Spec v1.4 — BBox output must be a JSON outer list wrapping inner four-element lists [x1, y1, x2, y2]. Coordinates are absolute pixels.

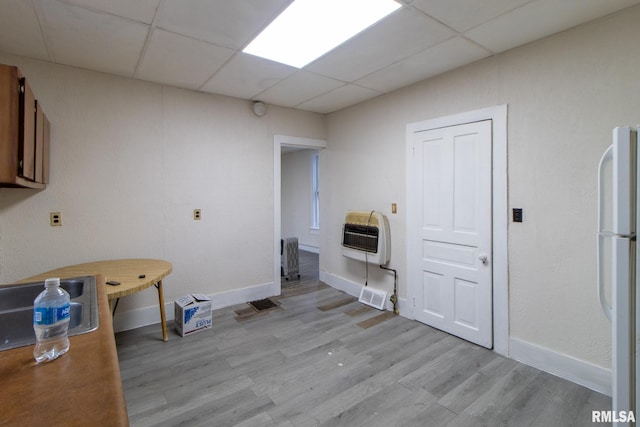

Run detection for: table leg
[[110, 298, 120, 317], [155, 280, 168, 342]]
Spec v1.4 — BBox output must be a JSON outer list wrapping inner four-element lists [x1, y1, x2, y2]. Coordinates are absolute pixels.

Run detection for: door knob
[[478, 254, 489, 265]]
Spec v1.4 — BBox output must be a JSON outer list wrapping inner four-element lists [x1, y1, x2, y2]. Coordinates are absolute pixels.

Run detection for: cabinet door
[[42, 111, 50, 184], [0, 65, 18, 184], [35, 100, 49, 183], [19, 77, 36, 181]]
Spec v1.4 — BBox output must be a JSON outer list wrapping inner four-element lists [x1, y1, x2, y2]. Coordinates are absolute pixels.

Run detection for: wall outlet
[[193, 209, 201, 220], [50, 212, 62, 226]]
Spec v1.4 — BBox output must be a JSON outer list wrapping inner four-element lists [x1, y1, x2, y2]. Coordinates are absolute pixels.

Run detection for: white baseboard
[[319, 271, 361, 298], [112, 281, 275, 333], [319, 271, 409, 317], [112, 303, 168, 334], [299, 244, 319, 254], [509, 337, 611, 396], [208, 281, 276, 310]]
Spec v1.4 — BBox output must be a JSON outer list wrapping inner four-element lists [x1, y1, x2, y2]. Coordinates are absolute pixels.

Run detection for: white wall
[[0, 54, 325, 321], [2, 4, 639, 393], [321, 5, 640, 376], [281, 149, 319, 251]]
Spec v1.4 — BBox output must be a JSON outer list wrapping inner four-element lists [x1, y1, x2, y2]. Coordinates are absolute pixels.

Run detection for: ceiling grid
[[0, 0, 637, 113]]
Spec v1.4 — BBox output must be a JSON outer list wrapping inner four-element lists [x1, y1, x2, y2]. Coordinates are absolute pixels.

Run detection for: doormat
[[249, 298, 278, 311]]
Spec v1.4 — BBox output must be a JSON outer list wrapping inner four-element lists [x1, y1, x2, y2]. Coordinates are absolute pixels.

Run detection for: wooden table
[[21, 259, 173, 342]]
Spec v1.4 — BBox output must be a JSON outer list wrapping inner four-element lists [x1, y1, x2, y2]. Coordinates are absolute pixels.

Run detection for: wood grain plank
[[116, 250, 611, 426]]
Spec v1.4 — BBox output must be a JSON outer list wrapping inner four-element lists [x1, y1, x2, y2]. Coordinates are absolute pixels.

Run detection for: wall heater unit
[[342, 211, 391, 265]]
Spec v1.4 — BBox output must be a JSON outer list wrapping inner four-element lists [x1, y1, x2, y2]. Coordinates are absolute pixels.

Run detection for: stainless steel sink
[[0, 276, 99, 351]]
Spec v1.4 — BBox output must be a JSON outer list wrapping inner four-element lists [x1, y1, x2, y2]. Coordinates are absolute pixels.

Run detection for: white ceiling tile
[[201, 53, 296, 99], [136, 29, 234, 89], [40, 0, 148, 76], [1, 0, 637, 113], [307, 7, 455, 82], [0, 1, 49, 60], [357, 37, 491, 93], [256, 71, 344, 107], [59, 0, 161, 24], [156, 0, 292, 50], [296, 84, 382, 114], [465, 0, 640, 53], [411, 0, 530, 32]]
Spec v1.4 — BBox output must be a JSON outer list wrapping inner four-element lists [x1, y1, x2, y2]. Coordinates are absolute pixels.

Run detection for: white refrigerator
[[598, 126, 639, 424]]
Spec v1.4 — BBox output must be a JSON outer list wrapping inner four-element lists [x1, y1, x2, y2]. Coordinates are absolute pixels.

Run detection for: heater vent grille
[[342, 224, 379, 253], [359, 287, 387, 310], [342, 211, 391, 265]]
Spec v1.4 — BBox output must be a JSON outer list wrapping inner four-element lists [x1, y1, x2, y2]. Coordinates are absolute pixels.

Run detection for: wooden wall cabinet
[[0, 64, 50, 189]]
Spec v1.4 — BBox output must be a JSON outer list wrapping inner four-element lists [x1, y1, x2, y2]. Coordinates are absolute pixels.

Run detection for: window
[[311, 152, 319, 230]]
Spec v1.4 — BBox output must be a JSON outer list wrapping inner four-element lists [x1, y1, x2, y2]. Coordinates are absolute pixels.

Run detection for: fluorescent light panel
[[243, 0, 401, 68]]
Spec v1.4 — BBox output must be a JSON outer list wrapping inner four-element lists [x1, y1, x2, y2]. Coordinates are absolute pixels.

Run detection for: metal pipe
[[379, 264, 398, 315]]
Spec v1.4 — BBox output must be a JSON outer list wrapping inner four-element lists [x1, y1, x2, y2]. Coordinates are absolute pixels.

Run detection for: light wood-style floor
[[116, 251, 611, 426]]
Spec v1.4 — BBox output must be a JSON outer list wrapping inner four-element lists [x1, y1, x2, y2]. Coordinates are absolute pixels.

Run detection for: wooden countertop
[[0, 275, 129, 426]]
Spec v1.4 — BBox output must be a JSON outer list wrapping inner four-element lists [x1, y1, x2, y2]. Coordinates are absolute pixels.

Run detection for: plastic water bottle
[[33, 278, 70, 363]]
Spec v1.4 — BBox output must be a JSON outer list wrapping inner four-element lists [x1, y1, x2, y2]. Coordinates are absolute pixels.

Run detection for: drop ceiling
[[0, 0, 638, 114]]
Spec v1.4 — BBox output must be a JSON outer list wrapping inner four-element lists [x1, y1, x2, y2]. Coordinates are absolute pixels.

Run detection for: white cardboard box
[[174, 294, 212, 337]]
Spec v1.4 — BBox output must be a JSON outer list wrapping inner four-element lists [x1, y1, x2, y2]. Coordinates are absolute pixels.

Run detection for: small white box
[[174, 294, 212, 337]]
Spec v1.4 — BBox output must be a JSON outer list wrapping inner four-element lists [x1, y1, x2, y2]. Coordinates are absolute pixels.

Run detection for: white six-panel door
[[408, 120, 493, 348]]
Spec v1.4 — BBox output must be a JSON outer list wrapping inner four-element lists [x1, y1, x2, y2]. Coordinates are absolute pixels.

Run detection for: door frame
[[406, 105, 508, 356], [273, 134, 327, 297]]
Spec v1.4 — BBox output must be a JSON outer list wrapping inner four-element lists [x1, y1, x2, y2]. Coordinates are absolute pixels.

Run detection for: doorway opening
[[273, 135, 326, 297]]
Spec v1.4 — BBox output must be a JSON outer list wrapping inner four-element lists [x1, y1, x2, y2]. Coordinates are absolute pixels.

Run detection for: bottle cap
[[44, 277, 61, 287]]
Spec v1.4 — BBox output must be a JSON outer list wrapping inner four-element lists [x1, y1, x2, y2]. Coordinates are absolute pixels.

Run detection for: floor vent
[[249, 298, 278, 311], [358, 287, 387, 310]]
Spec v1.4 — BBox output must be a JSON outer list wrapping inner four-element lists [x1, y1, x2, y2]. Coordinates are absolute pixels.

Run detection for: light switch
[[513, 208, 523, 223]]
